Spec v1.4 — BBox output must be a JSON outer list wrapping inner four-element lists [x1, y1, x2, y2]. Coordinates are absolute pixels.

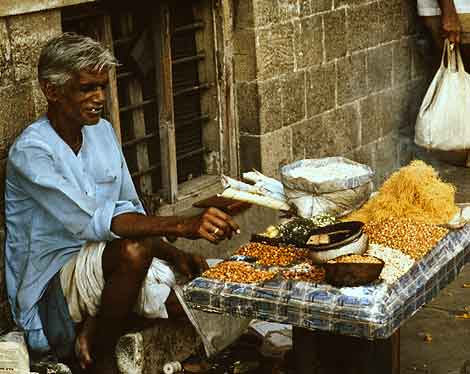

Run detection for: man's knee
[[117, 239, 153, 273]]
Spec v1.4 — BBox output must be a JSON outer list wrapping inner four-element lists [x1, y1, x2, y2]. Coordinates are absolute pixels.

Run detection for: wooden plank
[[293, 327, 400, 374], [101, 14, 122, 143], [217, 0, 240, 177], [61, 5, 121, 142], [0, 0, 95, 17], [154, 3, 178, 203], [192, 0, 220, 176], [193, 195, 251, 216], [120, 13, 152, 196]]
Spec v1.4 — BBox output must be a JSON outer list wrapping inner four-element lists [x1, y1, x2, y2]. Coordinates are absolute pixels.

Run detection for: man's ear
[[41, 81, 61, 102]]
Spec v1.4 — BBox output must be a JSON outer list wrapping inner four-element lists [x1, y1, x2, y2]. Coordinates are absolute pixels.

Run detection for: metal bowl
[[308, 233, 368, 264], [324, 256, 384, 287]]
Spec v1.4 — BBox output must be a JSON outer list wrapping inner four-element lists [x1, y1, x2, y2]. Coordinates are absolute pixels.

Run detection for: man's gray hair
[[38, 32, 118, 86]]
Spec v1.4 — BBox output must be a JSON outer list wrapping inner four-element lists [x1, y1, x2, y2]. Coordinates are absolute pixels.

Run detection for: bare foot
[[75, 316, 98, 371]]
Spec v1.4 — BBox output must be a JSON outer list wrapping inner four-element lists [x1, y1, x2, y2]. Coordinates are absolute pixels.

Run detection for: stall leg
[[292, 327, 400, 374]]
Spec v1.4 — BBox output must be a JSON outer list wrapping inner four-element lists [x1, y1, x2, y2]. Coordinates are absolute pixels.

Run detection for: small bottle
[[163, 361, 183, 374]]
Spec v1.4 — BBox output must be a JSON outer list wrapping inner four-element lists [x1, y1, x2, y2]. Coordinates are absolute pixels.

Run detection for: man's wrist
[[439, 0, 457, 14]]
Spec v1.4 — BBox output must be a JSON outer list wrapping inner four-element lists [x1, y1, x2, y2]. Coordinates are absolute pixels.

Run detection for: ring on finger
[[213, 227, 220, 235]]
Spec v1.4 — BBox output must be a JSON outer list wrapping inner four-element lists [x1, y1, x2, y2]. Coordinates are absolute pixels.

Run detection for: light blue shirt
[[5, 116, 145, 352]]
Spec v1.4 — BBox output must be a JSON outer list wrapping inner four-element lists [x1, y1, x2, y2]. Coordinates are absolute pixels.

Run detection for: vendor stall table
[[183, 224, 470, 374]]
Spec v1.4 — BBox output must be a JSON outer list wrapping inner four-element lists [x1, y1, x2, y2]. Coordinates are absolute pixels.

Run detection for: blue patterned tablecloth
[[183, 224, 470, 340]]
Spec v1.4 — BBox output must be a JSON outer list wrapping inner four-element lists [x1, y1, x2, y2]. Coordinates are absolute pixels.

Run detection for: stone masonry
[[0, 9, 62, 334], [235, 0, 432, 187]]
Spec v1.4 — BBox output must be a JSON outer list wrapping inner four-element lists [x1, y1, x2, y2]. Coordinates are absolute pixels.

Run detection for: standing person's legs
[[420, 16, 445, 71]]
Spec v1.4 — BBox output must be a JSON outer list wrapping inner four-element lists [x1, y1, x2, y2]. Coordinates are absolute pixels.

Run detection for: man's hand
[[172, 250, 209, 278], [185, 207, 240, 244], [441, 1, 461, 43]]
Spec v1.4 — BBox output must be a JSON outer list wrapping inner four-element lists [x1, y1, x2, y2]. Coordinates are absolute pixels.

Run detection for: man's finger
[[206, 215, 232, 238], [190, 255, 209, 276], [179, 261, 193, 277], [199, 225, 222, 244], [207, 208, 240, 233]]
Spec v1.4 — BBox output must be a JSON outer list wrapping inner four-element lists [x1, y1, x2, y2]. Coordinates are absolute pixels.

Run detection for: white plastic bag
[[415, 40, 470, 150], [134, 258, 175, 319], [0, 331, 30, 374]]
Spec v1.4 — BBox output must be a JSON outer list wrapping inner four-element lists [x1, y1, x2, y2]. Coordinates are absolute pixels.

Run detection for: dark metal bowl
[[251, 221, 364, 250], [305, 221, 364, 251], [324, 257, 384, 287]]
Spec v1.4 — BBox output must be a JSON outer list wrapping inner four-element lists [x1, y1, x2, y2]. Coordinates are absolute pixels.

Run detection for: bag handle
[[441, 39, 467, 73], [440, 38, 449, 68], [456, 44, 466, 73]]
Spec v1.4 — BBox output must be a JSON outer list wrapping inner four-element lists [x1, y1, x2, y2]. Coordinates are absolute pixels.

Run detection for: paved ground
[[401, 150, 470, 374]]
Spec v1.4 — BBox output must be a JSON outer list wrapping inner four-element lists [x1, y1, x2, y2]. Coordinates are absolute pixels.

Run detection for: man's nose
[[93, 87, 106, 103]]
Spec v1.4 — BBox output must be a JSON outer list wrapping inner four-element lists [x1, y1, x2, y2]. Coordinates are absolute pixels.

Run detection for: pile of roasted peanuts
[[327, 254, 382, 264], [364, 218, 448, 260], [235, 242, 307, 266], [202, 261, 276, 283]]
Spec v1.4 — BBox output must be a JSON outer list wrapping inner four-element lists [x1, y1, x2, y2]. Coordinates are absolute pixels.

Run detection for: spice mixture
[[282, 263, 325, 282]]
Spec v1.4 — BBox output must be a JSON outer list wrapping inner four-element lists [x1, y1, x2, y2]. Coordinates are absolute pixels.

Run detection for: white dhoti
[[59, 242, 250, 357], [59, 241, 174, 323]]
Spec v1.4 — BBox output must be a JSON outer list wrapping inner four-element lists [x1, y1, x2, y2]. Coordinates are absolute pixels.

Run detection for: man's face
[[53, 69, 109, 127]]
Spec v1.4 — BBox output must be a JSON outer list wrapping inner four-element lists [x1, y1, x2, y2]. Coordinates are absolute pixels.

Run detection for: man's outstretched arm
[[110, 208, 239, 244]]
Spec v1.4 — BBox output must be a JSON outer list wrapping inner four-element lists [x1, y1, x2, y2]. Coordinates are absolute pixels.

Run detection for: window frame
[[61, 0, 239, 214]]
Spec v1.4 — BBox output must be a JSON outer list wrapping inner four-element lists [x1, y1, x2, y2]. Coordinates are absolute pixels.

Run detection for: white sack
[[415, 40, 470, 151], [280, 158, 374, 218]]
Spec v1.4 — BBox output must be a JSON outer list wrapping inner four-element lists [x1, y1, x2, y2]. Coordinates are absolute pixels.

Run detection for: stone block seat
[[94, 318, 200, 374]]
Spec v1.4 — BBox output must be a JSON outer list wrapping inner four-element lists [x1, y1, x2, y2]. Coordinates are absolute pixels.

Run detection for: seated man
[[4, 32, 240, 371]]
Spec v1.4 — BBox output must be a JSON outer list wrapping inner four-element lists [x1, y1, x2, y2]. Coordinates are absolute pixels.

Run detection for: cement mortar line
[[253, 0, 380, 31], [251, 35, 416, 86], [239, 69, 425, 136], [252, 0, 387, 32]]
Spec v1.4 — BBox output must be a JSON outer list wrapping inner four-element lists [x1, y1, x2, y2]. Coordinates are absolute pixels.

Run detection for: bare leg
[[75, 316, 98, 370], [80, 238, 191, 370], [96, 240, 153, 350]]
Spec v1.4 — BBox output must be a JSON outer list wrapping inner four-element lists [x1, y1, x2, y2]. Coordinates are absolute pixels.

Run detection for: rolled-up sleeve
[[9, 140, 135, 242], [114, 158, 146, 217]]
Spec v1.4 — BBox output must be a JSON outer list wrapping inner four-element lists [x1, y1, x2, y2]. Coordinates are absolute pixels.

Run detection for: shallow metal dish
[[304, 221, 364, 251], [308, 232, 368, 264], [324, 256, 384, 287]]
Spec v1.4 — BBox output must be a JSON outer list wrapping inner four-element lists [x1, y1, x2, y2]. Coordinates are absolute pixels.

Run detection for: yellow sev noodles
[[345, 160, 458, 224]]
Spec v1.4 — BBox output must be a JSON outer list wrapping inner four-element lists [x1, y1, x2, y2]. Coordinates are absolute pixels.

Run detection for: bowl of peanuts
[[324, 254, 384, 287]]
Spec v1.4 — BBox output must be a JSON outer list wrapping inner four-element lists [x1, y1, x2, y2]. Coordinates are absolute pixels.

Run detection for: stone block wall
[[0, 9, 62, 332], [235, 0, 432, 186]]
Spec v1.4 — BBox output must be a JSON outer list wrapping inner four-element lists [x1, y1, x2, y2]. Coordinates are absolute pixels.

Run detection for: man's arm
[[439, 0, 461, 43], [112, 127, 239, 243], [110, 208, 239, 244], [9, 142, 238, 244]]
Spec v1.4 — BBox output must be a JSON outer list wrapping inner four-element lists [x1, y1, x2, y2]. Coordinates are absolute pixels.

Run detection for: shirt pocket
[[95, 174, 118, 202]]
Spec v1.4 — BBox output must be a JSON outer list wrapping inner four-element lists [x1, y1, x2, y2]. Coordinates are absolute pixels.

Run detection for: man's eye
[[80, 85, 94, 92], [80, 84, 107, 92]]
